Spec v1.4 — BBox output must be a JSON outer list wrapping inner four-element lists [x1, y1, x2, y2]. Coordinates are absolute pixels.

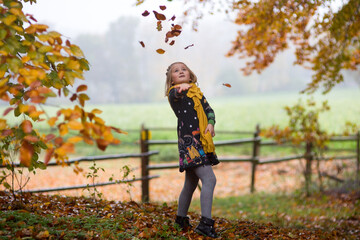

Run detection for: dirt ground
[[4, 156, 315, 203]]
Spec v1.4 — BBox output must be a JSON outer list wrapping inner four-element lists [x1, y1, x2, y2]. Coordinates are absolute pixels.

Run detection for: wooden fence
[[2, 125, 359, 202], [1, 151, 160, 194], [140, 125, 360, 202]]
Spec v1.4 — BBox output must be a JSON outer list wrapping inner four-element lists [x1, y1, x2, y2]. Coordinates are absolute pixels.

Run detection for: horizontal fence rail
[[21, 175, 160, 194], [0, 151, 159, 168], [3, 150, 160, 196]]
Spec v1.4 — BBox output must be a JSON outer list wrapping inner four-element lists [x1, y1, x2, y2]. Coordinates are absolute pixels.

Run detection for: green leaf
[[24, 33, 35, 43], [3, 182, 11, 190], [47, 54, 58, 63], [37, 140, 48, 149], [38, 45, 53, 53], [32, 153, 39, 162], [79, 58, 90, 71], [63, 87, 70, 97], [8, 58, 22, 73], [14, 106, 21, 117], [0, 29, 7, 40], [37, 162, 47, 170], [70, 45, 84, 57]]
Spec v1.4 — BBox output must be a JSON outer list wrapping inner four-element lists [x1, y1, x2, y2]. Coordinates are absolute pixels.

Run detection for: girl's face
[[171, 63, 191, 85]]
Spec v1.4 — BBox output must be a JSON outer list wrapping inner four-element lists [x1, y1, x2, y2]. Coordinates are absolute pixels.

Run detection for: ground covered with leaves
[[1, 192, 359, 239]]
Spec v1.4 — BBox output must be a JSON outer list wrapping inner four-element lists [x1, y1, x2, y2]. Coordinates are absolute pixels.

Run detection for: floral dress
[[168, 88, 219, 172]]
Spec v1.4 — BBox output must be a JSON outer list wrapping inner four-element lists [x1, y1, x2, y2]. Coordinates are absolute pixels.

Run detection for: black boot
[[175, 215, 192, 231], [195, 216, 218, 238]]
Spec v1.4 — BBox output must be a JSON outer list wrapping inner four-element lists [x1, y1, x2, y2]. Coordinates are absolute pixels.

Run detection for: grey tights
[[177, 165, 216, 219]]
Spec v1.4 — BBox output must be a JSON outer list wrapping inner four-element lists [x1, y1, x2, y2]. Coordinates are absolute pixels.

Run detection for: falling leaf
[[160, 5, 166, 10], [153, 11, 166, 21], [173, 24, 182, 30], [185, 44, 194, 49], [223, 83, 232, 88], [166, 31, 174, 38], [139, 41, 145, 48], [156, 49, 165, 54], [157, 21, 163, 31], [142, 10, 150, 17]]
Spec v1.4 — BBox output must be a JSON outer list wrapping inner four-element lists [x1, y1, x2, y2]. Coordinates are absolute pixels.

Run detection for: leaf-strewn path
[[0, 193, 357, 239]]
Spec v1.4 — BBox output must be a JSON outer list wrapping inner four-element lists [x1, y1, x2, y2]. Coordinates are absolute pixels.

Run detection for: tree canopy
[[0, 0, 124, 170]]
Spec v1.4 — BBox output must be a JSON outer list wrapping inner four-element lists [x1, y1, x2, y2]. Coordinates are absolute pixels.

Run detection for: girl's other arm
[[201, 96, 216, 137], [201, 96, 215, 126]]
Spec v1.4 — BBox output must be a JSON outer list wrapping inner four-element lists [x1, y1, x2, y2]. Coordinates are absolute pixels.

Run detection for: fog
[[71, 14, 358, 104], [22, 1, 360, 104]]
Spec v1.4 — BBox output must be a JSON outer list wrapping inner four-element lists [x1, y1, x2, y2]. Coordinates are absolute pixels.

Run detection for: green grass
[[188, 190, 360, 232], [1, 89, 359, 160]]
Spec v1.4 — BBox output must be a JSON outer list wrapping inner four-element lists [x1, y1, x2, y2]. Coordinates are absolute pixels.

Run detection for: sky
[[22, 0, 186, 38]]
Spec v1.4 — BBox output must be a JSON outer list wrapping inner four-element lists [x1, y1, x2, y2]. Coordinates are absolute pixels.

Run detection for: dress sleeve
[[201, 95, 216, 126], [168, 88, 186, 103]]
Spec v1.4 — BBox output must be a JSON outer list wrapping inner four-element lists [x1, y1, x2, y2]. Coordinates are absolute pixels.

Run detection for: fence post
[[251, 124, 261, 193], [304, 142, 313, 196], [140, 124, 150, 202], [357, 131, 360, 185]]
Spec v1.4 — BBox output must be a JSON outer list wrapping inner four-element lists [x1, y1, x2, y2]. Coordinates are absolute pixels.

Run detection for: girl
[[165, 62, 219, 238]]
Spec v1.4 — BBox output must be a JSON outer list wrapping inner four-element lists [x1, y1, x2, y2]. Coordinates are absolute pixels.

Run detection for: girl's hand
[[205, 124, 215, 137], [175, 83, 191, 93]]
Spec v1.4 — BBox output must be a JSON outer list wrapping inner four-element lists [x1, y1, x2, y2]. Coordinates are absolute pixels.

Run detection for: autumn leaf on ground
[[169, 40, 175, 46], [223, 83, 232, 88], [156, 49, 165, 54], [139, 41, 145, 48], [142, 10, 150, 17], [185, 44, 194, 49], [169, 15, 176, 21], [160, 5, 166, 11]]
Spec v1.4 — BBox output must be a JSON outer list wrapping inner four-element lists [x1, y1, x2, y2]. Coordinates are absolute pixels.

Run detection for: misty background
[[23, 1, 359, 104], [73, 15, 359, 104]]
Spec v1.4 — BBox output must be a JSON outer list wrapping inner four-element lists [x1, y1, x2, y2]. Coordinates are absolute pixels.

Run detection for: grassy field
[[1, 89, 359, 159]]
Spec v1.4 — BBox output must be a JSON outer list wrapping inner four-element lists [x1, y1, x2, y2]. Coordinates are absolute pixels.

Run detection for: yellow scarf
[[168, 83, 215, 153]]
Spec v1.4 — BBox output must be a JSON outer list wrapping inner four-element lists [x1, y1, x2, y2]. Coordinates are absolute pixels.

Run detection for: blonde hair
[[165, 62, 198, 96]]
